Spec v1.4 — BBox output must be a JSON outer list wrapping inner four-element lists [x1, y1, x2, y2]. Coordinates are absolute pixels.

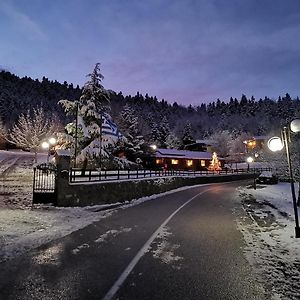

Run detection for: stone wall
[[56, 172, 254, 207]]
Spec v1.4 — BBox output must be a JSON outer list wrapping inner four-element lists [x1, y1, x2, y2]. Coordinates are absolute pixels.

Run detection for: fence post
[[69, 168, 72, 182], [54, 150, 71, 206], [128, 169, 130, 179], [118, 169, 120, 180]]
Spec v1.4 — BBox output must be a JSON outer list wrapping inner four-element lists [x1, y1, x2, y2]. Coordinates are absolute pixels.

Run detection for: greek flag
[[101, 114, 123, 138]]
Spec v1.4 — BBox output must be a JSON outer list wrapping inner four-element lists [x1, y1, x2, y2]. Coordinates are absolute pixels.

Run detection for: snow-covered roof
[[195, 139, 213, 145], [252, 136, 270, 141], [156, 148, 223, 160], [55, 149, 71, 157]]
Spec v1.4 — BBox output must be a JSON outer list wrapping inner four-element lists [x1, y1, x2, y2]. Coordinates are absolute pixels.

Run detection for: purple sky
[[1, 0, 300, 105]]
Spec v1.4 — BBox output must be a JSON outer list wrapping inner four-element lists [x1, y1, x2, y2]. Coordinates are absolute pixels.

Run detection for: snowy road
[[0, 181, 268, 300]]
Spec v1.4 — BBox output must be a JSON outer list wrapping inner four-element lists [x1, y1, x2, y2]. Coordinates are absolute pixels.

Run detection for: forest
[[1, 69, 300, 143]]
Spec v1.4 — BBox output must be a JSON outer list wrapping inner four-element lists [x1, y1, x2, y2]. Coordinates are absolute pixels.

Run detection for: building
[[152, 148, 224, 171], [243, 136, 269, 152], [184, 139, 213, 152]]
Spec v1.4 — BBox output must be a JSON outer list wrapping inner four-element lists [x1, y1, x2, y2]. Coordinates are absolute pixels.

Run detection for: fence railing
[[69, 167, 272, 183]]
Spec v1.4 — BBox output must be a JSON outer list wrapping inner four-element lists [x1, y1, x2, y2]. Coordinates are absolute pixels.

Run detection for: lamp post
[[41, 137, 57, 164], [246, 156, 254, 172], [268, 123, 300, 238]]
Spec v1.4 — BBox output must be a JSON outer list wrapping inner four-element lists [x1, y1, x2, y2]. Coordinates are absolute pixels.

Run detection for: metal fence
[[69, 167, 272, 183], [33, 163, 57, 203]]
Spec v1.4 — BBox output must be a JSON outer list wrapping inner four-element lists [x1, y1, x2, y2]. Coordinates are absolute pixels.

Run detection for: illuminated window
[[246, 140, 256, 149], [187, 160, 193, 167], [171, 159, 179, 165], [201, 160, 206, 167], [156, 159, 163, 164]]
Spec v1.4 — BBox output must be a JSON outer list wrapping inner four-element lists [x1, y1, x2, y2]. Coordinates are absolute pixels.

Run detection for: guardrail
[[69, 167, 272, 183]]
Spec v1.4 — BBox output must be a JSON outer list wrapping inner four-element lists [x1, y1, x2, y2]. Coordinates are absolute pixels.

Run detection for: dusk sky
[[1, 0, 300, 105]]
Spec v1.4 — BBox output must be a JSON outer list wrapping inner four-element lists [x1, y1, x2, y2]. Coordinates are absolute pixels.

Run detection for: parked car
[[256, 171, 278, 184]]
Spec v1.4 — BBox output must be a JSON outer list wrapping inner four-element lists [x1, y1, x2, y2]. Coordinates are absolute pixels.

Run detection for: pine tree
[[148, 116, 161, 146], [80, 63, 110, 115], [8, 107, 56, 162], [59, 63, 120, 168], [181, 121, 195, 146], [118, 103, 144, 159], [158, 116, 171, 148]]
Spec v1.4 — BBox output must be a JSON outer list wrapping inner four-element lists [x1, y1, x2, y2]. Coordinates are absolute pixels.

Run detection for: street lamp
[[41, 137, 57, 163], [268, 123, 300, 238], [246, 156, 254, 171]]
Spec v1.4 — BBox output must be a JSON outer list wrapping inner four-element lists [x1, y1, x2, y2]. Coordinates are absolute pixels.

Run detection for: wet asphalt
[[0, 181, 267, 300]]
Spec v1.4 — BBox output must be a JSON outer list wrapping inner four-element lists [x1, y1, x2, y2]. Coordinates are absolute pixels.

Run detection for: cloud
[[0, 1, 46, 41]]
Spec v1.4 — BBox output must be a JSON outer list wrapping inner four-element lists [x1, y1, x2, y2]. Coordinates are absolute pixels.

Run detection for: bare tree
[[8, 107, 56, 162], [0, 118, 6, 148]]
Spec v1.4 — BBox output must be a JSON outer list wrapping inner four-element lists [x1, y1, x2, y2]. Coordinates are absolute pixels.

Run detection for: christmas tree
[[208, 152, 222, 172]]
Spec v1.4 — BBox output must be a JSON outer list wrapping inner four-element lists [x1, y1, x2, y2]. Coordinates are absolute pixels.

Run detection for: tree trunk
[[34, 150, 37, 163]]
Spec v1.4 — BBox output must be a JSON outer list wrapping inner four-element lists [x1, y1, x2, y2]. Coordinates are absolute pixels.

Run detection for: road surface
[[0, 181, 268, 299]]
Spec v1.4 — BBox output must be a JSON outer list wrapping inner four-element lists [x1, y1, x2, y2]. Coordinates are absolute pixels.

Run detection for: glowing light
[[49, 137, 57, 145], [268, 137, 284, 152], [187, 160, 193, 166], [246, 156, 254, 163], [290, 119, 300, 133], [150, 144, 157, 150], [171, 159, 179, 165], [41, 141, 49, 149]]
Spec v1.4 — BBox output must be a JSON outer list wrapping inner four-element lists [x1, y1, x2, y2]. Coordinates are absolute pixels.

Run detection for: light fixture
[[246, 156, 254, 163], [267, 137, 284, 152], [41, 141, 49, 149]]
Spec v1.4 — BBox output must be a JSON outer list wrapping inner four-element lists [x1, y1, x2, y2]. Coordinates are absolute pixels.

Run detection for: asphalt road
[[0, 181, 267, 300]]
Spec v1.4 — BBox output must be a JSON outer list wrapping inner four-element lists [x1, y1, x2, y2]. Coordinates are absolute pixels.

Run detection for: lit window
[[201, 160, 206, 167], [171, 159, 179, 165], [247, 140, 256, 149], [187, 160, 193, 166], [156, 159, 163, 164]]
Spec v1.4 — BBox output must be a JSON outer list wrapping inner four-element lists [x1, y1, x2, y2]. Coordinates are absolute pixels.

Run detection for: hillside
[[1, 70, 300, 139]]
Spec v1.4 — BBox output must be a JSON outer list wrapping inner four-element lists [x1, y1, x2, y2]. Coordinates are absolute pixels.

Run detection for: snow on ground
[[236, 183, 300, 300], [0, 150, 209, 262], [149, 226, 183, 269], [1, 150, 300, 298]]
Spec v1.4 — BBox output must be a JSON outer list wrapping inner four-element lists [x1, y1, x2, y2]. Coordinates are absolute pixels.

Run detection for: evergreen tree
[[158, 116, 171, 148], [59, 63, 118, 168], [118, 103, 144, 159], [181, 121, 195, 146], [149, 115, 161, 146], [166, 133, 181, 149]]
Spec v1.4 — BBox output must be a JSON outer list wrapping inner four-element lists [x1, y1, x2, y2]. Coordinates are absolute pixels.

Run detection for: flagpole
[[99, 112, 102, 171], [74, 101, 79, 168]]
